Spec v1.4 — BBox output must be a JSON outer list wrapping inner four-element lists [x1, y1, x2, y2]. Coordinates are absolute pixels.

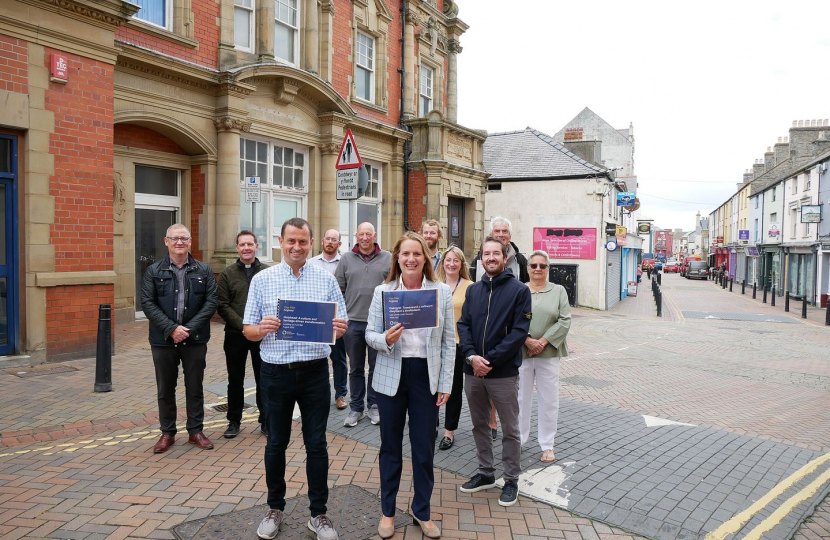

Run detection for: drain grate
[[172, 484, 412, 540], [12, 365, 78, 378], [209, 403, 252, 413], [561, 375, 612, 389], [682, 311, 798, 323]]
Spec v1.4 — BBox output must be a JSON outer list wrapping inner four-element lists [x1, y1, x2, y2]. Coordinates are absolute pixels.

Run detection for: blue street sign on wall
[[738, 230, 749, 241], [616, 191, 636, 206]]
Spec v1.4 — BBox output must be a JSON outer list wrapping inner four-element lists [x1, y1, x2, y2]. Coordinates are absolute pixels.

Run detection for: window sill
[[351, 97, 388, 115], [126, 19, 199, 49]]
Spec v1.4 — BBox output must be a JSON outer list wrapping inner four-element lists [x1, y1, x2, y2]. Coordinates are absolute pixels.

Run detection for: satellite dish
[[623, 197, 640, 212]]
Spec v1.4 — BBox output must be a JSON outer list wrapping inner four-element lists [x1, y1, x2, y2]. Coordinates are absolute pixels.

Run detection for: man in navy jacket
[[457, 236, 532, 507]]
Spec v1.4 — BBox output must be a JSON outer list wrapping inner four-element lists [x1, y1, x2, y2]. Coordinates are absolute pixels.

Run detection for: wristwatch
[[465, 355, 475, 365]]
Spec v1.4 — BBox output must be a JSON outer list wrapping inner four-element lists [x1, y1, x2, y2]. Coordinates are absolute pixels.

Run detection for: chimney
[[752, 159, 765, 178], [813, 130, 830, 156], [774, 137, 790, 165], [764, 146, 775, 171], [789, 120, 826, 159], [742, 169, 753, 184], [563, 140, 602, 167]]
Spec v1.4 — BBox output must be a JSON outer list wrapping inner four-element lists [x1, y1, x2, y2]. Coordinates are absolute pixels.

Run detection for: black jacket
[[470, 241, 529, 283], [218, 258, 267, 334], [457, 269, 532, 378], [140, 255, 218, 347]]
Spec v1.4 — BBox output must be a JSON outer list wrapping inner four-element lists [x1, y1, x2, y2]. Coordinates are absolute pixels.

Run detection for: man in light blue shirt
[[243, 218, 348, 540], [308, 229, 348, 410]]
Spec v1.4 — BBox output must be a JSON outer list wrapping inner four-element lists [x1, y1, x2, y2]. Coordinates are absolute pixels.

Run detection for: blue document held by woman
[[382, 289, 439, 330]]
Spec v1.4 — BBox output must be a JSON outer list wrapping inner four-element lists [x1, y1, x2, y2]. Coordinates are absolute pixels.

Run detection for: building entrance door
[[447, 197, 464, 251], [135, 208, 177, 317], [0, 135, 19, 355]]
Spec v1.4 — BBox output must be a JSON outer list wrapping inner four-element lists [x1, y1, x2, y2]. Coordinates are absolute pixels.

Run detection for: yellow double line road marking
[[706, 452, 830, 540]]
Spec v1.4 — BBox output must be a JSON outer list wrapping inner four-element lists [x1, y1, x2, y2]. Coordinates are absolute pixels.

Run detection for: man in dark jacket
[[457, 236, 532, 507], [141, 224, 218, 454], [218, 230, 268, 439], [470, 216, 529, 283]]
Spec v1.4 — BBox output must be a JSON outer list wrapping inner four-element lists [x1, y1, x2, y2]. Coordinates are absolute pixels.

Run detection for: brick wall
[[331, 0, 402, 127], [115, 0, 219, 69], [46, 284, 113, 360], [0, 34, 28, 94], [407, 168, 426, 227], [114, 124, 187, 154], [190, 164, 205, 261]]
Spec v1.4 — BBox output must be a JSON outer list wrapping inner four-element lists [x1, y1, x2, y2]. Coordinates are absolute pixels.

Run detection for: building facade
[[0, 0, 487, 363]]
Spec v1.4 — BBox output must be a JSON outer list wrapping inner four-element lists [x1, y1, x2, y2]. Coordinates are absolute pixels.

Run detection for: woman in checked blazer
[[365, 231, 455, 539]]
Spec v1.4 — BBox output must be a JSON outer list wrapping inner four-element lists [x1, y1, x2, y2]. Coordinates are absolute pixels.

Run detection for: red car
[[663, 262, 679, 273]]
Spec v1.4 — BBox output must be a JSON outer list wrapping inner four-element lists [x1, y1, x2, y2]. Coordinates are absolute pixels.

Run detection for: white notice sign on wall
[[245, 176, 261, 203], [336, 169, 359, 200]]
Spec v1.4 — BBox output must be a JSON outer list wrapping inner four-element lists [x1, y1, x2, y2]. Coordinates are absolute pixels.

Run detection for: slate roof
[[483, 127, 607, 180]]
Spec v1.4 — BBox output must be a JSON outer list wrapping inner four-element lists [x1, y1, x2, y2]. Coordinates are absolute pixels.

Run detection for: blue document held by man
[[382, 289, 439, 330], [276, 299, 337, 344]]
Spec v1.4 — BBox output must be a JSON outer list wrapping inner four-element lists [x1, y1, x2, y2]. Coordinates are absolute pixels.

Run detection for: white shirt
[[308, 252, 341, 275], [398, 276, 429, 359]]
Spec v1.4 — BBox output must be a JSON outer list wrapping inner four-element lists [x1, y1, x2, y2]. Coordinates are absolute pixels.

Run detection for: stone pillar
[[303, 0, 319, 75], [403, 10, 416, 119], [446, 39, 461, 123], [319, 0, 335, 82], [213, 117, 251, 263], [258, 0, 275, 62]]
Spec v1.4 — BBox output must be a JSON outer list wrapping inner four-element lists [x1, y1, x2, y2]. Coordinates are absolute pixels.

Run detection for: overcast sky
[[456, 0, 830, 232]]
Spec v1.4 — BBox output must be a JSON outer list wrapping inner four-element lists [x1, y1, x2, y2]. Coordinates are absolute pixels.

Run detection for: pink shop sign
[[533, 227, 597, 260]]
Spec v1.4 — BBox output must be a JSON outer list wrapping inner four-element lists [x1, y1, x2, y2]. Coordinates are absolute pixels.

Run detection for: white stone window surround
[[419, 64, 433, 117], [355, 31, 376, 103]]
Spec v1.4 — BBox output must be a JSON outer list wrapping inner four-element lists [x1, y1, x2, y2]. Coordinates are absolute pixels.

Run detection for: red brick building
[[0, 0, 487, 363]]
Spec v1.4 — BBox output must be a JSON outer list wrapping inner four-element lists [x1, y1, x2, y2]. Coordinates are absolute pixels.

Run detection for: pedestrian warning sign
[[335, 129, 363, 170]]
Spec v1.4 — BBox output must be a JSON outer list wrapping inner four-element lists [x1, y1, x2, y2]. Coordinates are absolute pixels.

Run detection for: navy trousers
[[375, 357, 439, 521]]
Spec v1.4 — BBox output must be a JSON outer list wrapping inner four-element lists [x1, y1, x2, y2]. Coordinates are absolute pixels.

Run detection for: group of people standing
[[139, 215, 571, 540]]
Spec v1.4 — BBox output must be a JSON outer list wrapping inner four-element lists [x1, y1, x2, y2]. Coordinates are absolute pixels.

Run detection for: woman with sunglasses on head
[[435, 246, 473, 451], [519, 250, 571, 463], [365, 232, 455, 539]]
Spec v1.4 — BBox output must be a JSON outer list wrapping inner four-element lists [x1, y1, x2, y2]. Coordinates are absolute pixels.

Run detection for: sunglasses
[[529, 263, 548, 269]]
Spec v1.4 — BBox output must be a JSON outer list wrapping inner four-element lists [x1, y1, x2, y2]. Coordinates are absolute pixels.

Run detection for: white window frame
[[790, 206, 798, 238], [134, 0, 173, 30], [239, 135, 309, 261], [419, 64, 434, 116], [339, 161, 383, 250], [805, 172, 812, 191], [355, 32, 375, 103], [274, 0, 300, 64], [234, 0, 256, 52], [792, 178, 798, 194]]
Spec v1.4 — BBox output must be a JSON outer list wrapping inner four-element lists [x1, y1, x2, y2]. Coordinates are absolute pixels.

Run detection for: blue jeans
[[330, 337, 348, 400], [376, 357, 439, 521], [260, 358, 331, 516]]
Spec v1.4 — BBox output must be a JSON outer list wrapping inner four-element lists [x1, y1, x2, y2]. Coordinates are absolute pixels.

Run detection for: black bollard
[[742, 280, 746, 295], [722, 275, 728, 289], [657, 273, 662, 286], [656, 290, 662, 317], [803, 296, 808, 319], [785, 291, 790, 312], [753, 282, 757, 299], [763, 286, 768, 303], [826, 298, 830, 326], [95, 304, 112, 393], [729, 278, 733, 292], [771, 285, 776, 307]]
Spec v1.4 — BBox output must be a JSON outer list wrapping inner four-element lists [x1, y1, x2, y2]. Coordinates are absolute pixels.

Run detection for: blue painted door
[[0, 135, 18, 355]]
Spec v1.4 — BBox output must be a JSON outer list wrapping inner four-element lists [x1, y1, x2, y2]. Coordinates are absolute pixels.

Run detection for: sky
[[456, 0, 830, 231]]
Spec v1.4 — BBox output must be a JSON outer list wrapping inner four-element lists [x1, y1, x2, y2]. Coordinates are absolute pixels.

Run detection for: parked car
[[679, 256, 701, 277], [664, 261, 679, 273], [685, 261, 709, 280]]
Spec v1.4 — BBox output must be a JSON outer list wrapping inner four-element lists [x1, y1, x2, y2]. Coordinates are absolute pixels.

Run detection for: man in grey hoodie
[[334, 222, 392, 427]]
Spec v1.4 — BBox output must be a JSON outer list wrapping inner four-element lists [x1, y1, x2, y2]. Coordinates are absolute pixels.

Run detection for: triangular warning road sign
[[335, 129, 363, 170]]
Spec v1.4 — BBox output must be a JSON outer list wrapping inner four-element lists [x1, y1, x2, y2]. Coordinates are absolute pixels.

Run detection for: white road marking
[[496, 462, 574, 508], [642, 415, 695, 428]]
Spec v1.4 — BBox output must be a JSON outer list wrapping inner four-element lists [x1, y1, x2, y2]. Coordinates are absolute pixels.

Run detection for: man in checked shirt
[[243, 217, 348, 540]]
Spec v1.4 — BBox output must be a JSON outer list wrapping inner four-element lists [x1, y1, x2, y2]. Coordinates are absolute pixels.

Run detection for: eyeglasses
[[529, 263, 548, 269], [166, 236, 191, 244]]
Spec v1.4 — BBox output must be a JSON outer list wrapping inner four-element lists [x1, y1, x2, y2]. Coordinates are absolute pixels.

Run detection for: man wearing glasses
[[141, 224, 218, 454]]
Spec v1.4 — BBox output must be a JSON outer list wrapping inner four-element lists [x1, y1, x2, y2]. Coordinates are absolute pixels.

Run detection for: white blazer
[[365, 279, 455, 397]]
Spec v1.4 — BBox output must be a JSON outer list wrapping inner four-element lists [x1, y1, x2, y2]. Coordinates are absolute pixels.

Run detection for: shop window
[[235, 0, 255, 51], [355, 32, 375, 102], [134, 0, 170, 28], [240, 137, 308, 260], [419, 65, 433, 116], [275, 0, 299, 64]]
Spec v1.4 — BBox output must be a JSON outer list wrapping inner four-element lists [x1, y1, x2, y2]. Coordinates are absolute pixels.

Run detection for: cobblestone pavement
[[0, 273, 828, 540]]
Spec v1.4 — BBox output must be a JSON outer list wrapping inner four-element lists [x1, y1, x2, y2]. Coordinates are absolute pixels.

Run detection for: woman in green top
[[519, 250, 571, 462]]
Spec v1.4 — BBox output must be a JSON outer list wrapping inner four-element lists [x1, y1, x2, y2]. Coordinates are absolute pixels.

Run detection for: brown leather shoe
[[335, 396, 348, 410], [187, 432, 214, 450], [153, 433, 175, 454]]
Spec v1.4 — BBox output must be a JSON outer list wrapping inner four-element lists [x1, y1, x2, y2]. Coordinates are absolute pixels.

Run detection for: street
[[0, 274, 828, 540]]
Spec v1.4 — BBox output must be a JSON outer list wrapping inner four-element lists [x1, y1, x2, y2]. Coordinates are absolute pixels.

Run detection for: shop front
[[785, 246, 817, 302]]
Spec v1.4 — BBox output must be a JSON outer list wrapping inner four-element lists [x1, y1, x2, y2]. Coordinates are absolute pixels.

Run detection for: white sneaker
[[308, 514, 338, 540], [344, 410, 364, 427], [256, 509, 284, 539], [368, 405, 380, 425]]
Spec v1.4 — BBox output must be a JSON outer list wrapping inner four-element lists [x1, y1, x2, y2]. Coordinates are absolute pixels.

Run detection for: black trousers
[[151, 343, 207, 436], [443, 345, 465, 431], [223, 332, 264, 424]]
